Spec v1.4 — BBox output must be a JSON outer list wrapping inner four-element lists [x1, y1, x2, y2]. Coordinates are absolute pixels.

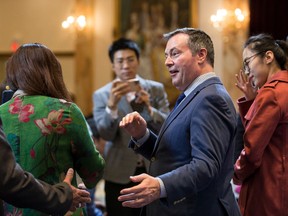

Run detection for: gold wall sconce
[[210, 8, 248, 37], [62, 14, 87, 30]]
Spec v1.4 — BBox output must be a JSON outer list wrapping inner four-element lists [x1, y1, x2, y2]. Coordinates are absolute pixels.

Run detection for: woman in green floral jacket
[[0, 43, 105, 216]]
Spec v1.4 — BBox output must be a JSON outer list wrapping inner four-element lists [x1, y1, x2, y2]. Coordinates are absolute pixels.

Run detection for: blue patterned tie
[[174, 93, 186, 109]]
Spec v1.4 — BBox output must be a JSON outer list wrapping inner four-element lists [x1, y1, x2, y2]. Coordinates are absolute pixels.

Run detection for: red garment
[[234, 70, 288, 216]]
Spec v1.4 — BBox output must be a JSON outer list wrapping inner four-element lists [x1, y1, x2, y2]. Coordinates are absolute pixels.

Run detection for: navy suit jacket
[[130, 77, 241, 216]]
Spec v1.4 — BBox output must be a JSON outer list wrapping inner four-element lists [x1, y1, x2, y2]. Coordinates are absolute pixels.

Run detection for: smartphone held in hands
[[127, 78, 141, 92], [114, 78, 141, 92]]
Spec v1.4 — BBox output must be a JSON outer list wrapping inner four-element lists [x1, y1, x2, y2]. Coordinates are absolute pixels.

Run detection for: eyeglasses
[[242, 51, 265, 75], [114, 57, 137, 67]]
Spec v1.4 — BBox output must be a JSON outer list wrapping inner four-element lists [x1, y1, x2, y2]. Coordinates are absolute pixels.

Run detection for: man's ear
[[112, 63, 116, 72], [198, 48, 207, 64]]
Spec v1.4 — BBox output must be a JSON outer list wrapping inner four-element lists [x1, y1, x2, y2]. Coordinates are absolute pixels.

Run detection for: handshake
[[64, 168, 91, 212]]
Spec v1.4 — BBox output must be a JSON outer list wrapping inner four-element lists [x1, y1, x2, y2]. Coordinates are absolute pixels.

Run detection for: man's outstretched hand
[[63, 168, 91, 212]]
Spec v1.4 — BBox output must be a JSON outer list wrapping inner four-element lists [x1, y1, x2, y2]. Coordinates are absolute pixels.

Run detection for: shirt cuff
[[131, 128, 150, 147], [156, 177, 167, 198], [105, 106, 118, 119]]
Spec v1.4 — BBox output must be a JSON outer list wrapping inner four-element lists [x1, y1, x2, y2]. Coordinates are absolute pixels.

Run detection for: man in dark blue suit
[[118, 28, 241, 216]]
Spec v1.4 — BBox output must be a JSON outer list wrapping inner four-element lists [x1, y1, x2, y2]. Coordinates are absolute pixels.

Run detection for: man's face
[[112, 49, 139, 81], [164, 33, 200, 91]]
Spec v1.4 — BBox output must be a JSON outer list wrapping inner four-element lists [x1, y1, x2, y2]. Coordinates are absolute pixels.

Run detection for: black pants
[[105, 167, 146, 216]]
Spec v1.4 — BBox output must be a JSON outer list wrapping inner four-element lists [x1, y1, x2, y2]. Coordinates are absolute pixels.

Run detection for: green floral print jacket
[[0, 95, 105, 216]]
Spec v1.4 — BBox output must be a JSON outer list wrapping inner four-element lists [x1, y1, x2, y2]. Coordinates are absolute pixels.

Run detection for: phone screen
[[127, 79, 141, 92]]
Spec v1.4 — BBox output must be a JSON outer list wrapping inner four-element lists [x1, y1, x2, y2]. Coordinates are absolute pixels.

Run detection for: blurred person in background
[[93, 38, 169, 216]]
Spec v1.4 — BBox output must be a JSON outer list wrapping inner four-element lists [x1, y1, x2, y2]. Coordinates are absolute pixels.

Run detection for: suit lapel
[[155, 89, 200, 141], [152, 77, 222, 155]]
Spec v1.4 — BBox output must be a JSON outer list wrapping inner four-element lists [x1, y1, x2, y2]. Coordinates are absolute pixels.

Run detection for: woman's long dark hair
[[5, 43, 72, 101]]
